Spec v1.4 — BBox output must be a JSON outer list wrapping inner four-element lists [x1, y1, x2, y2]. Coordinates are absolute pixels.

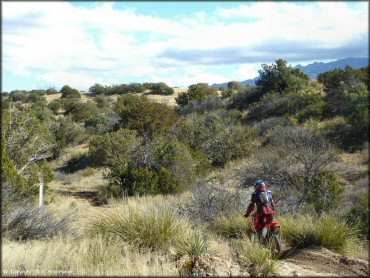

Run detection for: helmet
[[254, 180, 265, 190]]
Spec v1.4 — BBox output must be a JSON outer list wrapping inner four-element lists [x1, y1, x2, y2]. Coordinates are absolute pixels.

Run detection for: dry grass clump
[[280, 214, 358, 254], [211, 214, 253, 239], [91, 205, 193, 252], [2, 235, 178, 276], [2, 186, 72, 241], [231, 238, 277, 276]]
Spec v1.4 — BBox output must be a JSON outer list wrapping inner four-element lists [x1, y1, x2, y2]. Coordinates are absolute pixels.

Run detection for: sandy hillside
[[45, 88, 188, 107]]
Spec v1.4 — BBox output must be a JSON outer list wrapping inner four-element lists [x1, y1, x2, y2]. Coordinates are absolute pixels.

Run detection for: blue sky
[[2, 1, 368, 92]]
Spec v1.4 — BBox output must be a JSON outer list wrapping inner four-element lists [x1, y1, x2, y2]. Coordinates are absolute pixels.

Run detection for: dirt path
[[278, 245, 369, 277], [55, 189, 104, 206]]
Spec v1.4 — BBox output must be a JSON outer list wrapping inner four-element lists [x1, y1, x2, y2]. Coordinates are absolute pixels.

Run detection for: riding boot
[[260, 227, 268, 245]]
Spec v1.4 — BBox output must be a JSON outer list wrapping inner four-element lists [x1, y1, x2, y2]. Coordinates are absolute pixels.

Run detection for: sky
[[2, 1, 368, 92]]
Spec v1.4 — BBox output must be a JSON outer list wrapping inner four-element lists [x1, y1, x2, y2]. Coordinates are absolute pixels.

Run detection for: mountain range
[[211, 57, 369, 89]]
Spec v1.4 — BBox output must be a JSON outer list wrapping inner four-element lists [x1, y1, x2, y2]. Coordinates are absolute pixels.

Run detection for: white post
[[39, 179, 44, 207]]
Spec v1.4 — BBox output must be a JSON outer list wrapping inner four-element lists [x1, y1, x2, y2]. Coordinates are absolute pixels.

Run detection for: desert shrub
[[48, 99, 64, 114], [241, 126, 337, 211], [2, 107, 55, 197], [318, 66, 369, 92], [319, 117, 354, 151], [173, 111, 256, 167], [183, 179, 247, 224], [176, 96, 226, 115], [85, 114, 112, 134], [28, 93, 47, 106], [256, 59, 309, 95], [89, 83, 110, 95], [221, 88, 235, 99], [2, 185, 72, 241], [91, 131, 197, 197], [280, 214, 357, 253], [248, 91, 325, 122], [46, 87, 58, 95], [228, 86, 260, 110], [127, 83, 145, 93], [346, 193, 369, 239], [9, 90, 28, 102], [176, 83, 218, 106], [65, 101, 98, 122], [60, 85, 81, 99], [51, 117, 86, 157], [211, 214, 252, 239], [231, 239, 277, 276], [91, 206, 191, 252], [253, 116, 294, 136], [48, 98, 80, 115], [227, 81, 243, 92], [303, 170, 344, 216], [120, 166, 181, 196], [93, 95, 109, 108], [89, 128, 141, 167], [117, 95, 179, 136], [150, 82, 174, 95]]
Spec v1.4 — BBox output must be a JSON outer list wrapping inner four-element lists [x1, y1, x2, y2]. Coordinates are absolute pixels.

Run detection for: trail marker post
[[39, 178, 44, 207]]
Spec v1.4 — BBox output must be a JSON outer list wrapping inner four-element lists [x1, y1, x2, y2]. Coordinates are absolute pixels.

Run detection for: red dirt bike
[[249, 211, 282, 256]]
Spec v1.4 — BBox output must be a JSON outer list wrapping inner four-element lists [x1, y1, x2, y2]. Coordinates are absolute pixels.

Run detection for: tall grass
[[280, 214, 358, 253], [2, 235, 178, 276], [91, 205, 192, 252], [210, 214, 253, 239], [174, 231, 218, 258], [231, 238, 277, 277]]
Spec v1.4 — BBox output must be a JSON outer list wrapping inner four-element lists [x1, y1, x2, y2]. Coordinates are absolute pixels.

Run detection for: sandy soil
[[278, 245, 369, 277]]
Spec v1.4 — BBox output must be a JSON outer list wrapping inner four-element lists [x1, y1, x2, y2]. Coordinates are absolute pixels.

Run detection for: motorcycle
[[248, 211, 282, 256]]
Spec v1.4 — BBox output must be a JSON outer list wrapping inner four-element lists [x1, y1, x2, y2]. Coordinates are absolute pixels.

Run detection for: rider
[[244, 180, 276, 243]]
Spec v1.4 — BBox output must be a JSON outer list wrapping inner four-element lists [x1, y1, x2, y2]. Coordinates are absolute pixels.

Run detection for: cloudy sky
[[2, 1, 368, 92]]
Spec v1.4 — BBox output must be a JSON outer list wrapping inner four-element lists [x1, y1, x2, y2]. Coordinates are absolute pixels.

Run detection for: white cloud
[[3, 1, 368, 90], [233, 63, 262, 81], [37, 71, 107, 91]]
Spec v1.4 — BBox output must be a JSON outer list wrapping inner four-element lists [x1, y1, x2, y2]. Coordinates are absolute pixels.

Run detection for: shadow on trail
[[56, 189, 106, 207]]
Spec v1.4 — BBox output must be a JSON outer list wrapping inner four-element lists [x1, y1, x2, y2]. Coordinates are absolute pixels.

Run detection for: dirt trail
[[278, 245, 368, 277]]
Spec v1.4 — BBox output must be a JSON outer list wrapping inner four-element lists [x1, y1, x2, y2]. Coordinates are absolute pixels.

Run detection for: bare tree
[[239, 126, 337, 210]]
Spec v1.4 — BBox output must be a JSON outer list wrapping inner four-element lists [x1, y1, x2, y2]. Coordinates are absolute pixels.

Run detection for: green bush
[[51, 117, 86, 157], [173, 112, 256, 167], [150, 82, 174, 95], [176, 83, 218, 106], [89, 83, 110, 95], [89, 128, 141, 167], [91, 131, 196, 197], [280, 214, 357, 253], [228, 86, 261, 110], [117, 95, 179, 136], [120, 166, 181, 196], [256, 59, 309, 95], [248, 91, 324, 122], [85, 115, 112, 134], [65, 101, 98, 122], [2, 107, 54, 198], [91, 207, 191, 252], [346, 193, 369, 239], [176, 96, 226, 115], [60, 85, 81, 99], [303, 170, 344, 216], [9, 91, 28, 102]]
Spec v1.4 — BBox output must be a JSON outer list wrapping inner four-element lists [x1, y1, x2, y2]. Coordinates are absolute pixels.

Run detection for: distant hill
[[211, 57, 369, 89]]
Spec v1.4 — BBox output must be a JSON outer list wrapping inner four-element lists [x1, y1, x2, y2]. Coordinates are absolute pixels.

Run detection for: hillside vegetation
[[2, 60, 368, 276]]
